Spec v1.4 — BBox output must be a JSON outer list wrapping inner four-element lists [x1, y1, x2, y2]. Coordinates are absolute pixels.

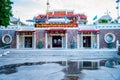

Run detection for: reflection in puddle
[[0, 61, 97, 80], [0, 67, 17, 75], [0, 62, 45, 75]]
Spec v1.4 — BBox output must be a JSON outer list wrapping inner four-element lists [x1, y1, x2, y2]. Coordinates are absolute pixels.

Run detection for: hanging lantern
[[55, 31, 58, 34], [61, 34, 64, 37], [49, 33, 52, 37]]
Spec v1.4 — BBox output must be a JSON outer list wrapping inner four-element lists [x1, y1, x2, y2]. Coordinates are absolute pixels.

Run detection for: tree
[[0, 0, 13, 27]]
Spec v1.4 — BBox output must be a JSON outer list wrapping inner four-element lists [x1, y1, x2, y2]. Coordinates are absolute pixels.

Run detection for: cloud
[[12, 6, 40, 23]]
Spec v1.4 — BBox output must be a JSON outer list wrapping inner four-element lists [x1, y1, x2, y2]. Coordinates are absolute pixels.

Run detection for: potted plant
[[70, 40, 75, 49], [48, 44, 50, 48], [38, 40, 43, 49], [107, 42, 114, 48], [2, 43, 7, 49]]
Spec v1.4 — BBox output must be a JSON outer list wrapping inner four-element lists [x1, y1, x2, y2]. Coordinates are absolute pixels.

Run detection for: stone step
[[1, 50, 118, 59]]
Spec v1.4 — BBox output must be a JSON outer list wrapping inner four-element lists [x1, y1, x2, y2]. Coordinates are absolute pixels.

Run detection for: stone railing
[[97, 24, 120, 29], [0, 25, 18, 30]]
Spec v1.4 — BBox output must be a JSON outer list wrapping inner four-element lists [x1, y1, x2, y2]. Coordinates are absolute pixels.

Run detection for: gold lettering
[[35, 23, 78, 28]]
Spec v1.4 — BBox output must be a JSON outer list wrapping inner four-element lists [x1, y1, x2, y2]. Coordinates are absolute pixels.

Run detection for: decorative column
[[33, 32, 36, 49], [45, 32, 48, 49], [81, 33, 83, 48], [77, 33, 79, 49], [62, 36, 64, 48], [16, 34, 19, 49], [91, 33, 93, 48], [97, 33, 100, 49], [23, 35, 25, 48], [65, 32, 68, 49]]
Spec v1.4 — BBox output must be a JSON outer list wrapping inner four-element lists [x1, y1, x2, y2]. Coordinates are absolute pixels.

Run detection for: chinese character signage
[[35, 23, 78, 28]]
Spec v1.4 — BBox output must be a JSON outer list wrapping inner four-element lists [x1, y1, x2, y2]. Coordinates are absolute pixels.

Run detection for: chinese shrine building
[[0, 10, 120, 50]]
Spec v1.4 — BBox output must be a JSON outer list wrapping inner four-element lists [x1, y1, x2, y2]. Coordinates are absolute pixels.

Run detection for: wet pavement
[[0, 61, 83, 80]]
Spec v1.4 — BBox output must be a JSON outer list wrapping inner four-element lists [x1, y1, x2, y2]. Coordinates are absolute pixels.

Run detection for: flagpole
[[116, 0, 120, 23], [117, 2, 119, 22], [46, 0, 49, 23], [46, 0, 49, 13]]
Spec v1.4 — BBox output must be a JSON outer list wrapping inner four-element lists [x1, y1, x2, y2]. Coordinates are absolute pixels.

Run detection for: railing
[[79, 25, 97, 30], [0, 25, 18, 30], [97, 24, 120, 29]]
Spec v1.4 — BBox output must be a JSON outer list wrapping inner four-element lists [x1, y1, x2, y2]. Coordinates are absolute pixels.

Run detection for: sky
[[11, 0, 119, 24]]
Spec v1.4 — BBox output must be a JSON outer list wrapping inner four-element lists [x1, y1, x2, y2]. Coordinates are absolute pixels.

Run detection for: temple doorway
[[83, 36, 91, 48], [52, 36, 62, 48], [24, 37, 32, 48]]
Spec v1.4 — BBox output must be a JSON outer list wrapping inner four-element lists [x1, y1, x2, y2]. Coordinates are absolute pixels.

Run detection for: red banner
[[35, 23, 78, 28]]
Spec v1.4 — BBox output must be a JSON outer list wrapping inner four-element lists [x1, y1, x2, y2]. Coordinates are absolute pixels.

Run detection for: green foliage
[[114, 19, 118, 23], [84, 22, 87, 24], [111, 19, 118, 24], [2, 43, 7, 47], [38, 40, 43, 49], [107, 42, 114, 49], [70, 40, 75, 49], [98, 19, 108, 23], [0, 0, 13, 27]]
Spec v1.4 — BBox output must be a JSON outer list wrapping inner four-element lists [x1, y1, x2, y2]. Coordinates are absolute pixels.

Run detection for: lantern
[[61, 34, 64, 37], [49, 33, 52, 37]]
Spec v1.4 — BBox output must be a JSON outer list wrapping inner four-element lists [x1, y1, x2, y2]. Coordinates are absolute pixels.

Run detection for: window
[[104, 33, 115, 43], [2, 34, 12, 44]]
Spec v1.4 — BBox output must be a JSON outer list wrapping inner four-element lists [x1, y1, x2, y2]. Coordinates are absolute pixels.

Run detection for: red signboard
[[35, 23, 78, 28]]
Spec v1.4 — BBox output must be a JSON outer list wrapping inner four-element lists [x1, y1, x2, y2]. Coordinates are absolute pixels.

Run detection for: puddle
[[0, 67, 17, 75], [0, 62, 45, 75], [0, 61, 86, 80]]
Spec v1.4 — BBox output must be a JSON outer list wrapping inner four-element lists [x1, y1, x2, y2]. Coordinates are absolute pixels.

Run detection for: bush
[[107, 42, 114, 48]]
